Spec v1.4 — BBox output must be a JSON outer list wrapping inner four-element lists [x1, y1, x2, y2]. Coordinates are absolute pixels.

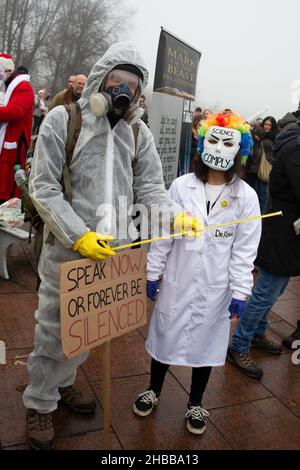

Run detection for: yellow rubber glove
[[173, 212, 203, 238], [73, 231, 115, 260]]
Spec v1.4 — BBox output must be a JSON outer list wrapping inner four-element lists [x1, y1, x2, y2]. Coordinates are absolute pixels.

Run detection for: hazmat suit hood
[[80, 41, 149, 113]]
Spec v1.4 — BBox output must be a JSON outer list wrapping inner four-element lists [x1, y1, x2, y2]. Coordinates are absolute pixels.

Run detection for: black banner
[[153, 28, 201, 100]]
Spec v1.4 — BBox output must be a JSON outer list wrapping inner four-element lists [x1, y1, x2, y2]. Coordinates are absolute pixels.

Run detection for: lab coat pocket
[[156, 277, 177, 316]]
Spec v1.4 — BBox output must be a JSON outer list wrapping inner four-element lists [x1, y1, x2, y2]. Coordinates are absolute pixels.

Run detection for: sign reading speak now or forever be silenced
[[60, 248, 147, 358]]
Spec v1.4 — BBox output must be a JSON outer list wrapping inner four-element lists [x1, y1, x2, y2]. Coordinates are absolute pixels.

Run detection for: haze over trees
[[0, 0, 133, 94]]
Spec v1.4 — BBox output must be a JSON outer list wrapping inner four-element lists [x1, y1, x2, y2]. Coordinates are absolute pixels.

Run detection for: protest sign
[[60, 248, 147, 358]]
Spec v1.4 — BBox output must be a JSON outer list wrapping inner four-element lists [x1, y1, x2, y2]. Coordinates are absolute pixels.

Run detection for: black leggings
[[149, 358, 212, 406]]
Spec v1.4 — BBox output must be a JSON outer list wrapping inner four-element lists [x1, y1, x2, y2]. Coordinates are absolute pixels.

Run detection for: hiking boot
[[185, 404, 209, 435], [251, 335, 282, 354], [282, 320, 300, 349], [133, 390, 159, 417], [27, 409, 54, 451], [58, 385, 96, 414], [227, 347, 263, 379]]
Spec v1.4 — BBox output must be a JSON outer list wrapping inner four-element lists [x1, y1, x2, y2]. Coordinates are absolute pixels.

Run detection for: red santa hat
[[0, 53, 15, 72]]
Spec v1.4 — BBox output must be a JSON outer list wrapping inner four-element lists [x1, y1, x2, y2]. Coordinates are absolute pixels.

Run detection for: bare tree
[[43, 0, 133, 94], [0, 0, 62, 67], [0, 0, 134, 94]]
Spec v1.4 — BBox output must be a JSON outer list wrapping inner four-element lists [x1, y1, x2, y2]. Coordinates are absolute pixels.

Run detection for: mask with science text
[[201, 126, 241, 171]]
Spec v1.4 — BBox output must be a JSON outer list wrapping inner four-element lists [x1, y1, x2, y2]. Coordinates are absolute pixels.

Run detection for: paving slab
[[259, 353, 300, 418], [91, 375, 231, 450], [82, 330, 150, 382], [209, 397, 300, 450], [0, 293, 37, 349], [0, 349, 103, 447], [272, 299, 300, 327], [171, 364, 272, 410]]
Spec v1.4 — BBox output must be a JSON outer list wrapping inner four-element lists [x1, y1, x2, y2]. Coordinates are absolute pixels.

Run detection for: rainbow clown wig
[[197, 112, 253, 165]]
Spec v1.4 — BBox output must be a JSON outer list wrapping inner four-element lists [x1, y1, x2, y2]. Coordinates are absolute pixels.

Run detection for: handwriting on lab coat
[[214, 229, 234, 238]]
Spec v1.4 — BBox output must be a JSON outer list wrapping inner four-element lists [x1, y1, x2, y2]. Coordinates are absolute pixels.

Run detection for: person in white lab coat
[[133, 113, 262, 435]]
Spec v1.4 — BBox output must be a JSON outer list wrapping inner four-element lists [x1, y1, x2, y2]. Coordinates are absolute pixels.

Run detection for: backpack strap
[[132, 122, 139, 162], [62, 102, 82, 204]]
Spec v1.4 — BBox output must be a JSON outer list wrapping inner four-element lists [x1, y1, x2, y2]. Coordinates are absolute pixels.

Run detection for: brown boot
[[27, 409, 54, 450], [59, 385, 96, 414]]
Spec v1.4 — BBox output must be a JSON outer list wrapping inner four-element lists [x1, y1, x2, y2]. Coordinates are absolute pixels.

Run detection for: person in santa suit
[[0, 53, 34, 203]]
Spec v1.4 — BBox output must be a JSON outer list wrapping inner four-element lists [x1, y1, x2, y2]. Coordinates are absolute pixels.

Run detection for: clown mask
[[201, 126, 241, 171]]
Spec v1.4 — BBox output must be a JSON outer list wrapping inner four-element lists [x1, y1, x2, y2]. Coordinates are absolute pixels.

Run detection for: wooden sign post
[[60, 248, 147, 448]]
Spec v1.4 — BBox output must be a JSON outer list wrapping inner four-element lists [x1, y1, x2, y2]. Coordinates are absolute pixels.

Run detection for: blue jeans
[[231, 268, 290, 353]]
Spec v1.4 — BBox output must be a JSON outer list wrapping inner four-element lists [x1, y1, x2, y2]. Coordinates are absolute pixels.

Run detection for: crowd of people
[[0, 44, 299, 450]]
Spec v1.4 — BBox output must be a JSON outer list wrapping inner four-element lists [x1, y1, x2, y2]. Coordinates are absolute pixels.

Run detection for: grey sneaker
[[27, 409, 54, 451], [185, 405, 209, 435], [227, 348, 263, 379], [133, 390, 159, 417], [252, 335, 282, 354]]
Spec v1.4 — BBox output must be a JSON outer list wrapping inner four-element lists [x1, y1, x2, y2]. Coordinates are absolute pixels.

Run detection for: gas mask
[[105, 82, 133, 115], [201, 126, 241, 171], [90, 67, 144, 124]]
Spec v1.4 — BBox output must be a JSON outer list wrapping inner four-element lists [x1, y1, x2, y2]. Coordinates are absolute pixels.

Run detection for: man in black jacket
[[227, 115, 300, 379]]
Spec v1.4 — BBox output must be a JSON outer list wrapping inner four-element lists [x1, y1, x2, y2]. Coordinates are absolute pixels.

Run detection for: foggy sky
[[125, 0, 300, 120]]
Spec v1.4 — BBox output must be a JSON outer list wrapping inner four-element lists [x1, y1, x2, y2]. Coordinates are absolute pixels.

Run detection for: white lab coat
[[146, 173, 261, 367]]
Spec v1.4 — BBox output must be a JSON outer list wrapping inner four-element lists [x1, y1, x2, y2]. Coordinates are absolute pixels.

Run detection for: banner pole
[[103, 341, 111, 450]]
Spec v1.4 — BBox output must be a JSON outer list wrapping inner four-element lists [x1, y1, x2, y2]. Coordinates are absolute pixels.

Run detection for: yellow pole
[[112, 211, 282, 252]]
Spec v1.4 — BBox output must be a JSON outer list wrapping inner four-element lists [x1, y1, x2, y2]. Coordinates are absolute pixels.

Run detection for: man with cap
[[23, 41, 201, 450], [0, 53, 34, 203]]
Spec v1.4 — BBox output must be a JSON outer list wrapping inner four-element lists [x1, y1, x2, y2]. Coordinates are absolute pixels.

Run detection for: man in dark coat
[[227, 116, 300, 379]]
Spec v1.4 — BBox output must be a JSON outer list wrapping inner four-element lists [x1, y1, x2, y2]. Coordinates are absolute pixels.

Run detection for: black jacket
[[256, 124, 300, 275]]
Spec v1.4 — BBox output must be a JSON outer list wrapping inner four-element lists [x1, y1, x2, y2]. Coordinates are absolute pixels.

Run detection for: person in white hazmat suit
[[133, 112, 262, 436], [23, 41, 201, 450]]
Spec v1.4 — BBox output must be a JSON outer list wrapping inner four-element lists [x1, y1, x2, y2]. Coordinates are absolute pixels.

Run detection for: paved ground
[[0, 242, 300, 450]]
